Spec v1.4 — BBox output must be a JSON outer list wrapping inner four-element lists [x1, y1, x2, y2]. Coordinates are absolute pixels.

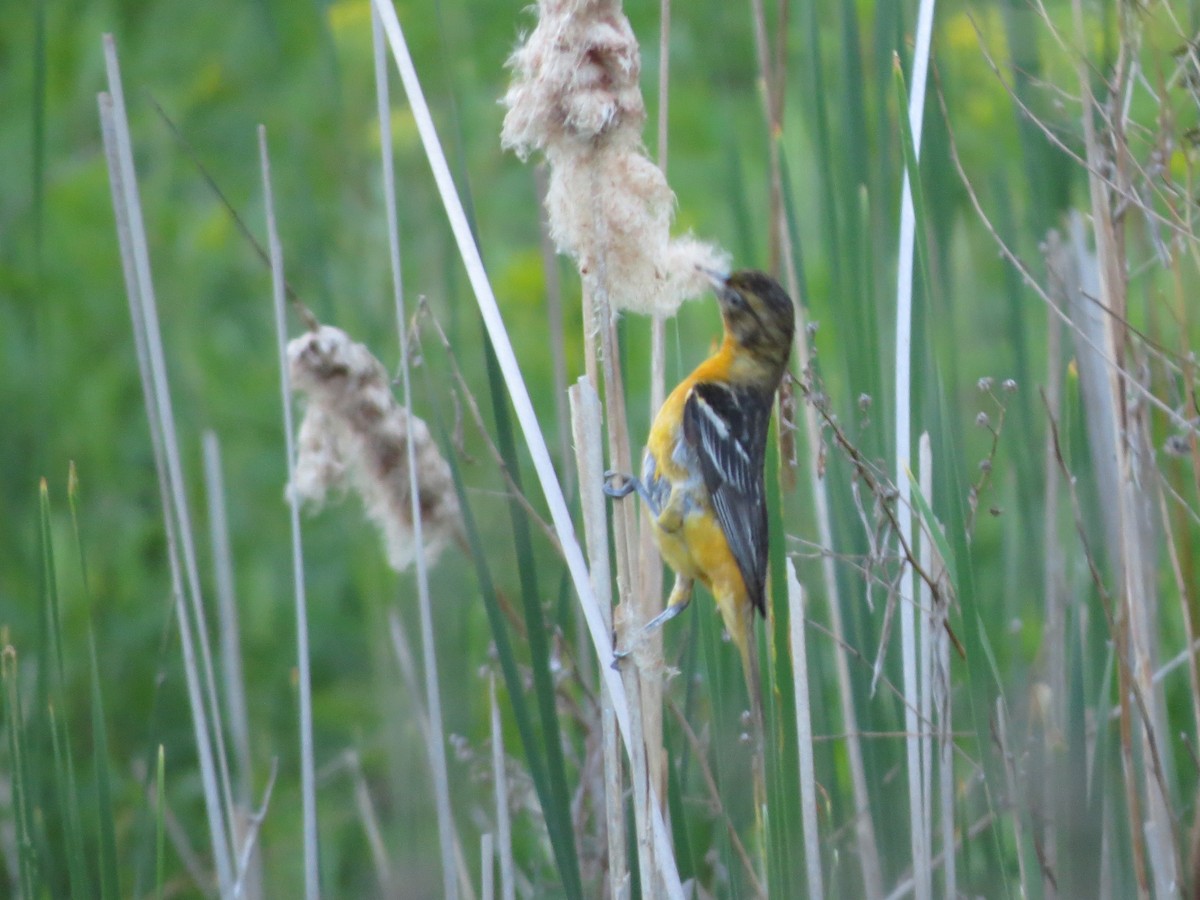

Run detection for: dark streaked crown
[[717, 270, 796, 369]]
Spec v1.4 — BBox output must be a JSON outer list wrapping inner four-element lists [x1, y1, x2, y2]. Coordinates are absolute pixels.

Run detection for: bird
[[604, 268, 795, 682]]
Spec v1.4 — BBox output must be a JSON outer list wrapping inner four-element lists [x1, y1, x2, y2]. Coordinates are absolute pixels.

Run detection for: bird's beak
[[696, 266, 729, 290]]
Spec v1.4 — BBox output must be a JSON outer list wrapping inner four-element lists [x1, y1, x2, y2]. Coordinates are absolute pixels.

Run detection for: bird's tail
[[738, 606, 768, 885]]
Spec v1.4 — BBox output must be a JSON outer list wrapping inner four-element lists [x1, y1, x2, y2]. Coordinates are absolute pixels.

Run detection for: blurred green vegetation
[[4, 0, 1200, 896]]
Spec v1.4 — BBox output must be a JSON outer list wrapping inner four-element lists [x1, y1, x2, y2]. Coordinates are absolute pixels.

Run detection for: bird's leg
[[602, 470, 661, 517], [612, 575, 693, 665]]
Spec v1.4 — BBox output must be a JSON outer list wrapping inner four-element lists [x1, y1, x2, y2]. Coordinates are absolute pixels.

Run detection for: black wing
[[682, 382, 773, 616]]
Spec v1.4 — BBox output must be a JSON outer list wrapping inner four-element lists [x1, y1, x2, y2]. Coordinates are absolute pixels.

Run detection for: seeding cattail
[[501, 0, 726, 315], [288, 325, 461, 572]]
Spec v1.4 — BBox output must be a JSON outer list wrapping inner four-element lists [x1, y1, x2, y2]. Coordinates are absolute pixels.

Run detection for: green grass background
[[3, 0, 1199, 896]]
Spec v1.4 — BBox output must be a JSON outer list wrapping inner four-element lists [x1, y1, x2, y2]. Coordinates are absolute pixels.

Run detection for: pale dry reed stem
[[570, 379, 629, 899], [917, 434, 934, 897], [787, 561, 823, 900], [1041, 232, 1068, 767], [202, 432, 254, 804], [203, 432, 263, 900], [893, 3, 936, 896], [489, 677, 516, 900], [98, 40, 236, 894], [232, 761, 277, 900], [258, 125, 319, 900], [1070, 0, 1176, 883], [915, 433, 955, 899], [481, 833, 495, 900]]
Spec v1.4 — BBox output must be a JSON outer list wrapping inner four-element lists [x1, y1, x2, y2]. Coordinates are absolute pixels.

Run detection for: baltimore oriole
[[605, 269, 795, 670]]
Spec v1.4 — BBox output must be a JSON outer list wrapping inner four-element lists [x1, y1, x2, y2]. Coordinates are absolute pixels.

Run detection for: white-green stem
[[489, 677, 516, 900], [893, 2, 936, 896], [787, 561, 823, 900], [371, 11, 459, 898], [259, 126, 319, 900], [917, 433, 933, 895], [481, 833, 495, 900], [370, 2, 683, 894], [202, 432, 254, 806], [203, 431, 262, 900]]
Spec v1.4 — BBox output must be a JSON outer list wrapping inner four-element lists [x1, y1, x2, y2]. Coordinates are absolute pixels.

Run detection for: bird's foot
[[602, 471, 660, 517], [602, 470, 638, 499]]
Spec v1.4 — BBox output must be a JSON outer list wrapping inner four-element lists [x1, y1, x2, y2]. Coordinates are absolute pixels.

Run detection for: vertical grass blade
[[480, 833, 495, 900], [89, 633, 120, 900], [764, 434, 799, 898], [371, 13, 459, 897], [489, 677, 516, 900], [97, 49, 235, 893], [156, 745, 166, 900], [259, 126, 319, 900], [786, 562, 823, 900], [41, 478, 90, 899], [892, 3, 937, 895], [916, 435, 934, 893], [202, 433, 254, 806], [3, 646, 39, 899], [47, 704, 88, 899]]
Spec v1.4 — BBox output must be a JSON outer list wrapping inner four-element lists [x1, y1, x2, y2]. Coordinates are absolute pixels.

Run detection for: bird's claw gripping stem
[[602, 470, 660, 517], [602, 470, 637, 499]]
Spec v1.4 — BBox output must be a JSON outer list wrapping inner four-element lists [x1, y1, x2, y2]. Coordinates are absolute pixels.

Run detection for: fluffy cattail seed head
[[288, 325, 461, 573]]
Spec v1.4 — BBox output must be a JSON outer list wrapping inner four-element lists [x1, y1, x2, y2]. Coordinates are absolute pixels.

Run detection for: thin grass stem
[[489, 677, 516, 900], [98, 67, 235, 896], [786, 561, 823, 900], [371, 12, 459, 898], [893, 3, 936, 896], [258, 126, 319, 900]]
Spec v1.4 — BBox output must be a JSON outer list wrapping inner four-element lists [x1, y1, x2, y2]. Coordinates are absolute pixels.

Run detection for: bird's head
[[702, 268, 796, 371]]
